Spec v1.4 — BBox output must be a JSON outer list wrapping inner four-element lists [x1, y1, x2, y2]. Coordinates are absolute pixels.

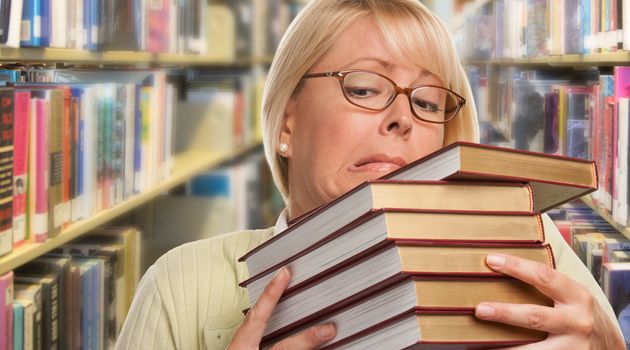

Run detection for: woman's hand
[[227, 267, 336, 350], [475, 253, 625, 349]]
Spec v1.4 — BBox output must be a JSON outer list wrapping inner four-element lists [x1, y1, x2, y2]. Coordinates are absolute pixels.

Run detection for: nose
[[379, 92, 413, 138]]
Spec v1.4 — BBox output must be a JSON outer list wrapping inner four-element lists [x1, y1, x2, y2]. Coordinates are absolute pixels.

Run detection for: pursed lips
[[348, 153, 407, 172]]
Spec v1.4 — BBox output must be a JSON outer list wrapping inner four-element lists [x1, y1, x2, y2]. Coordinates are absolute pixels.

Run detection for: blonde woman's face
[[281, 18, 445, 218]]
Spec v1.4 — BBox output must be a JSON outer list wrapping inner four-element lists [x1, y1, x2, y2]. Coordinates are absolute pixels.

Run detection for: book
[[258, 242, 554, 338], [262, 277, 551, 348], [245, 180, 545, 277], [15, 256, 71, 350], [12, 300, 23, 350], [0, 0, 23, 47], [13, 284, 41, 350], [241, 142, 597, 277], [48, 89, 64, 238], [13, 276, 57, 350], [601, 262, 630, 315], [315, 311, 546, 350], [0, 271, 13, 350], [242, 209, 546, 303], [0, 88, 13, 256], [12, 90, 29, 247], [13, 299, 33, 350]]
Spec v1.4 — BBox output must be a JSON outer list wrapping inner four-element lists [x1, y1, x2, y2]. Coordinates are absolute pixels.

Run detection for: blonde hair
[[263, 0, 479, 202]]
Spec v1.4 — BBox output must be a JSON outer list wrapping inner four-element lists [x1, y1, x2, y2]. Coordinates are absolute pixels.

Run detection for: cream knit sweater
[[116, 215, 621, 349]]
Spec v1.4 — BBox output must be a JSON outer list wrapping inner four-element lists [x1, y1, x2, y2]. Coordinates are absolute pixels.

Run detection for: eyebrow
[[341, 57, 432, 81]]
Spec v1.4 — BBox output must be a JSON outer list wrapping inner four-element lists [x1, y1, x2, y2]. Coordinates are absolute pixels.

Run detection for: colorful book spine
[[0, 272, 14, 350], [12, 301, 23, 350], [0, 89, 13, 256], [48, 90, 63, 238], [62, 88, 72, 228], [19, 0, 42, 46], [30, 98, 48, 242], [12, 91, 30, 248]]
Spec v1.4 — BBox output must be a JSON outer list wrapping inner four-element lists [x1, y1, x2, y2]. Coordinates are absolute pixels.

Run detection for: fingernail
[[487, 254, 506, 268], [317, 324, 334, 339], [273, 267, 288, 281], [476, 303, 496, 319]]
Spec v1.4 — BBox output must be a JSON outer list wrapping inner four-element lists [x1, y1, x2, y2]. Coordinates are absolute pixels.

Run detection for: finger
[[485, 253, 583, 304], [234, 267, 291, 347], [475, 302, 582, 335], [269, 323, 337, 350]]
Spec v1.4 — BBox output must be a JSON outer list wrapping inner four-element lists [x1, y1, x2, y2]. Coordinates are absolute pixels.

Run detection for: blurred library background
[[1, 0, 630, 348]]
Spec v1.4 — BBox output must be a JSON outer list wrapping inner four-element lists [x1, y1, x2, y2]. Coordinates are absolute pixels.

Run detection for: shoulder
[[118, 228, 275, 350]]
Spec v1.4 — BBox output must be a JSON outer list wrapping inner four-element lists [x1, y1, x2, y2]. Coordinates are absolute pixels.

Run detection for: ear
[[279, 98, 297, 158]]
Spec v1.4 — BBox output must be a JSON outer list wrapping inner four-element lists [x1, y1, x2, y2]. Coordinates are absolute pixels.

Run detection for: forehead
[[311, 17, 434, 80]]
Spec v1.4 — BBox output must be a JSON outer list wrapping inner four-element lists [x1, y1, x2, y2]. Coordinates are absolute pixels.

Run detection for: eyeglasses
[[301, 70, 466, 124]]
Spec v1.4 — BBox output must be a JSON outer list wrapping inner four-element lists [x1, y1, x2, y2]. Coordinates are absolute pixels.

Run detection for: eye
[[344, 86, 380, 99], [414, 98, 440, 112]]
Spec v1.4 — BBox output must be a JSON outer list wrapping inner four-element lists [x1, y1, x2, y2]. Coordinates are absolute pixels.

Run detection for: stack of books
[[239, 141, 597, 349]]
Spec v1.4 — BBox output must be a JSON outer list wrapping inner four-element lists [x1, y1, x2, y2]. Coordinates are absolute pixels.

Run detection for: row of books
[[0, 69, 175, 256], [0, 226, 141, 350], [177, 67, 266, 152], [548, 202, 630, 346], [470, 65, 630, 227], [456, 0, 630, 60], [239, 142, 596, 348], [0, 0, 308, 58], [0, 0, 207, 54]]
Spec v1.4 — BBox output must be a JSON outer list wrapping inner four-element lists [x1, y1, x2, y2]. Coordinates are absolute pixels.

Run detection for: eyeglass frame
[[301, 69, 467, 124]]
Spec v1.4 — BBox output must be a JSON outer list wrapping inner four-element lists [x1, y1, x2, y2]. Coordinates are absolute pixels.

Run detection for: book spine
[[0, 90, 13, 256], [48, 90, 63, 238], [39, 0, 50, 46], [62, 89, 72, 228], [133, 84, 142, 194], [13, 91, 30, 247], [13, 301, 23, 350], [31, 98, 48, 242], [0, 272, 13, 350], [19, 0, 42, 46], [123, 85, 135, 198]]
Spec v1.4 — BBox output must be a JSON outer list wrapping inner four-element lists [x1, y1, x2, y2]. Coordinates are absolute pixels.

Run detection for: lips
[[349, 154, 408, 173]]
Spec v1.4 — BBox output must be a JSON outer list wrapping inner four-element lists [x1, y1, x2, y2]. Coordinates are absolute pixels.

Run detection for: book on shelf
[[13, 282, 41, 350], [0, 88, 14, 256], [262, 277, 551, 349], [457, 0, 628, 60], [0, 271, 13, 350], [602, 262, 630, 315], [13, 275, 58, 350], [0, 0, 23, 48], [14, 256, 71, 350], [12, 300, 23, 350]]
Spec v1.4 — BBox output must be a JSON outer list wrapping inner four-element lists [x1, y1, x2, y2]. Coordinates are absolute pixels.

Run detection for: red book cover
[[12, 91, 29, 247], [0, 89, 13, 256], [147, 0, 170, 53]]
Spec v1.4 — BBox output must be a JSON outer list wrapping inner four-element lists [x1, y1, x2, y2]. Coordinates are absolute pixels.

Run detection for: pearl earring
[[279, 143, 289, 153]]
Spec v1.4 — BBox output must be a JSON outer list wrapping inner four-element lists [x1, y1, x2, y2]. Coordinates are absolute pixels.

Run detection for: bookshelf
[[0, 140, 263, 275], [0, 47, 275, 66], [580, 196, 630, 241], [464, 52, 630, 67]]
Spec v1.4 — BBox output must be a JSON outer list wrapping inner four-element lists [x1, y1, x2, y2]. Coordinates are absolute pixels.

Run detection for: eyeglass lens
[[341, 71, 461, 123]]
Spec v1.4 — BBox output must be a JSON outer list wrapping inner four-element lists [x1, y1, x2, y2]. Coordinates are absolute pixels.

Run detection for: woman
[[116, 0, 625, 349]]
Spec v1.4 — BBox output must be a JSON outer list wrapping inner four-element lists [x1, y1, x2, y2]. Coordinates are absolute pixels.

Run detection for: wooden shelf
[[463, 52, 630, 67], [0, 141, 263, 275], [580, 196, 630, 240], [0, 47, 272, 66]]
